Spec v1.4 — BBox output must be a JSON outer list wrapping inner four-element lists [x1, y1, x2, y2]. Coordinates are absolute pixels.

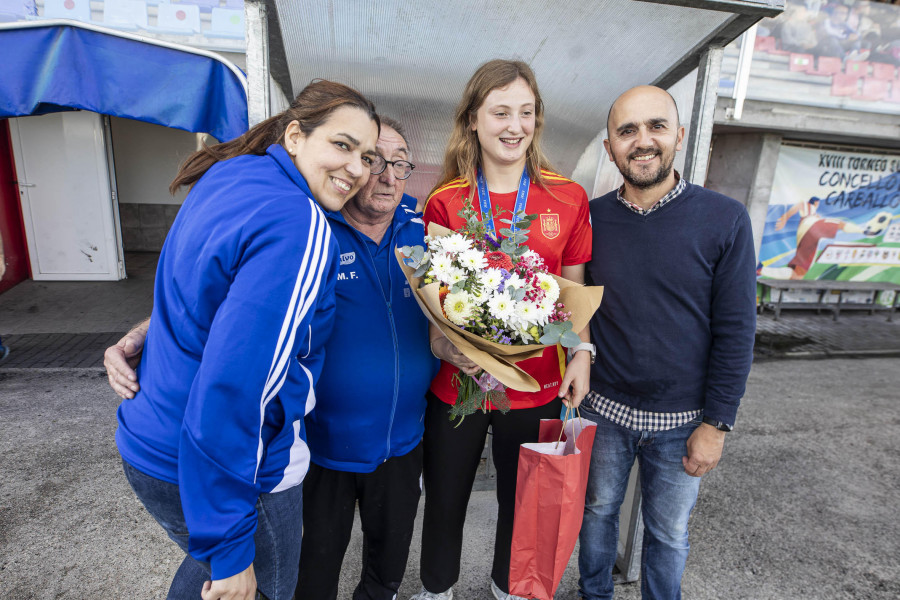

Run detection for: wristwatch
[[569, 342, 596, 364], [702, 416, 733, 432]]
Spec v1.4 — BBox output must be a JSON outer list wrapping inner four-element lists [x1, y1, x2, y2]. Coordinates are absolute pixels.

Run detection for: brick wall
[[119, 203, 180, 251]]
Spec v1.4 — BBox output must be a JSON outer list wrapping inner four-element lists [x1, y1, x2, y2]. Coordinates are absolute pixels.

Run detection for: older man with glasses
[[104, 117, 434, 600], [295, 116, 435, 600]]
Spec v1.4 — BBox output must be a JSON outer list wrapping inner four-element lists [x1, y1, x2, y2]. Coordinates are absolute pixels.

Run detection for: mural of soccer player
[[773, 197, 890, 279]]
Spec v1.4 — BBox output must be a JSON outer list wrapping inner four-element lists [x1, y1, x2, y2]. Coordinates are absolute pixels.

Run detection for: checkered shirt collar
[[616, 172, 686, 215], [584, 391, 701, 432]]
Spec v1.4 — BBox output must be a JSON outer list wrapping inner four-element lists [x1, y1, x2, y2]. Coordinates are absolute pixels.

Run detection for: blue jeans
[[577, 407, 702, 600], [122, 460, 302, 600]]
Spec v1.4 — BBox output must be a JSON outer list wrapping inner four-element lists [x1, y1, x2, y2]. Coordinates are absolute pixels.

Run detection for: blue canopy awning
[[0, 21, 248, 142]]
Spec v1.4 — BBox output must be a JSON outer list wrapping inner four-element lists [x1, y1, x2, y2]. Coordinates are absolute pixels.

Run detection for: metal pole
[[244, 0, 271, 128], [614, 463, 644, 583], [731, 23, 758, 120], [683, 46, 724, 186]]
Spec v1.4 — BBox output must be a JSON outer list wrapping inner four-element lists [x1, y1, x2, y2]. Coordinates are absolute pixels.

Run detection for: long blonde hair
[[430, 59, 557, 196]]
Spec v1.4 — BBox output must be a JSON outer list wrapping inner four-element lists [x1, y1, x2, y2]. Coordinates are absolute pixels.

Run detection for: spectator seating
[[0, 0, 36, 21], [44, 0, 91, 22], [156, 2, 201, 33], [756, 35, 777, 52], [789, 53, 815, 71], [14, 0, 246, 45], [808, 55, 842, 76], [845, 60, 868, 78], [855, 78, 888, 101], [871, 63, 897, 81], [209, 6, 242, 37], [887, 82, 900, 104], [832, 72, 859, 95], [722, 31, 900, 112], [103, 0, 149, 29], [179, 0, 222, 10]]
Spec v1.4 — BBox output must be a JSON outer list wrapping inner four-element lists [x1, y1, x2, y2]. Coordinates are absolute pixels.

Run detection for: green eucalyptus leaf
[[539, 330, 561, 345], [561, 331, 583, 348], [543, 322, 562, 334]]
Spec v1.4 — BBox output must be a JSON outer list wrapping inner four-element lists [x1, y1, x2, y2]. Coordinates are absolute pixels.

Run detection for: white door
[[9, 111, 125, 281]]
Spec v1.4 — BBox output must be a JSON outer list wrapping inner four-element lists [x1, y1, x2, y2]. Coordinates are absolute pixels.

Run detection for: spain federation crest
[[540, 213, 560, 239]]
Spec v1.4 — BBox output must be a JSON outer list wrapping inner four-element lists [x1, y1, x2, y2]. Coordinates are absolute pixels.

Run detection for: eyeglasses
[[369, 156, 416, 180]]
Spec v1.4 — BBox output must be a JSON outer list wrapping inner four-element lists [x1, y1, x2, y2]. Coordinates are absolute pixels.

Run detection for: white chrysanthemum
[[458, 249, 487, 272], [441, 234, 472, 253], [514, 301, 540, 326], [444, 290, 474, 326], [505, 273, 525, 292], [535, 298, 554, 324], [446, 267, 468, 285], [487, 292, 515, 321], [429, 253, 454, 284], [535, 273, 560, 304], [478, 268, 503, 292]]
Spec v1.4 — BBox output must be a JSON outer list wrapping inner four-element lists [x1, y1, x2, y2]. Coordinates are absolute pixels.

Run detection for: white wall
[[109, 117, 199, 206]]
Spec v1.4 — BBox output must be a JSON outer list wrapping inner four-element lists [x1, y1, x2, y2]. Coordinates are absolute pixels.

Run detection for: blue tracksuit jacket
[[305, 196, 436, 472], [115, 144, 339, 580]]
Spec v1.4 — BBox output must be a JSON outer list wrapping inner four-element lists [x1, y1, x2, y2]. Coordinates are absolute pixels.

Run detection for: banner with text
[[758, 145, 900, 284]]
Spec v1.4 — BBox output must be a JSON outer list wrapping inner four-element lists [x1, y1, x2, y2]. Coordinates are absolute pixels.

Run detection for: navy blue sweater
[[586, 183, 756, 426]]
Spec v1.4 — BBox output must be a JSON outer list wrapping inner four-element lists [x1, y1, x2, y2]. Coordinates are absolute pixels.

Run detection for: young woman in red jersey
[[411, 59, 594, 600]]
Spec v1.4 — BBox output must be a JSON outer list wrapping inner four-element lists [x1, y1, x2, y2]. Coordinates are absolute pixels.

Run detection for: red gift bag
[[509, 413, 597, 599]]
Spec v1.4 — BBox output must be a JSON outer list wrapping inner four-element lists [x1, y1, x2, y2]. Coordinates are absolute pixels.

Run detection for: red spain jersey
[[423, 170, 592, 409]]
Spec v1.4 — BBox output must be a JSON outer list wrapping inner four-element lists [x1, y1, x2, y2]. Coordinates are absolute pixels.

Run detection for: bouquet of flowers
[[398, 203, 604, 423]]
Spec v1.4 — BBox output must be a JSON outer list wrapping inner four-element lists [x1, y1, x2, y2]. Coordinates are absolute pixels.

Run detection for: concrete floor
[[2, 253, 899, 598], [1, 357, 898, 599]]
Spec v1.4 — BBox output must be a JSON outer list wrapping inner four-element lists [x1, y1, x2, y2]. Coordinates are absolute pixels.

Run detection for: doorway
[[8, 111, 125, 281]]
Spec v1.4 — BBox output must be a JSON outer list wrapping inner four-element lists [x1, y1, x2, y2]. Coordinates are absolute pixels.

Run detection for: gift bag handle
[[555, 405, 585, 448]]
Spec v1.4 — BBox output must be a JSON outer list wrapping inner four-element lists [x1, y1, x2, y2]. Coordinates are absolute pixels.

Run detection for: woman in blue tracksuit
[[114, 80, 382, 600]]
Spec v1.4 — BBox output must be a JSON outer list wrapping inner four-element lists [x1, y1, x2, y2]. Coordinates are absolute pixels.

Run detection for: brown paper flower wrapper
[[395, 223, 604, 393]]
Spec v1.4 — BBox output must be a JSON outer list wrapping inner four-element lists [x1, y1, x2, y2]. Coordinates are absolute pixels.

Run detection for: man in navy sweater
[[577, 86, 757, 600], [105, 118, 435, 600]]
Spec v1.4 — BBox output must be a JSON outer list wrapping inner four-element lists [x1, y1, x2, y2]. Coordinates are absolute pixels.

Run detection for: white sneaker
[[409, 587, 454, 600], [490, 579, 529, 600]]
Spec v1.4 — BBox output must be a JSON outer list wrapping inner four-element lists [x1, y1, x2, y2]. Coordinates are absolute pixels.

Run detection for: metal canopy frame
[[246, 0, 782, 197], [243, 0, 784, 581]]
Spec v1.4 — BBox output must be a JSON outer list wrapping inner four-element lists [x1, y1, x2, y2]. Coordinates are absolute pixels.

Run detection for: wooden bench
[[758, 279, 900, 322]]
